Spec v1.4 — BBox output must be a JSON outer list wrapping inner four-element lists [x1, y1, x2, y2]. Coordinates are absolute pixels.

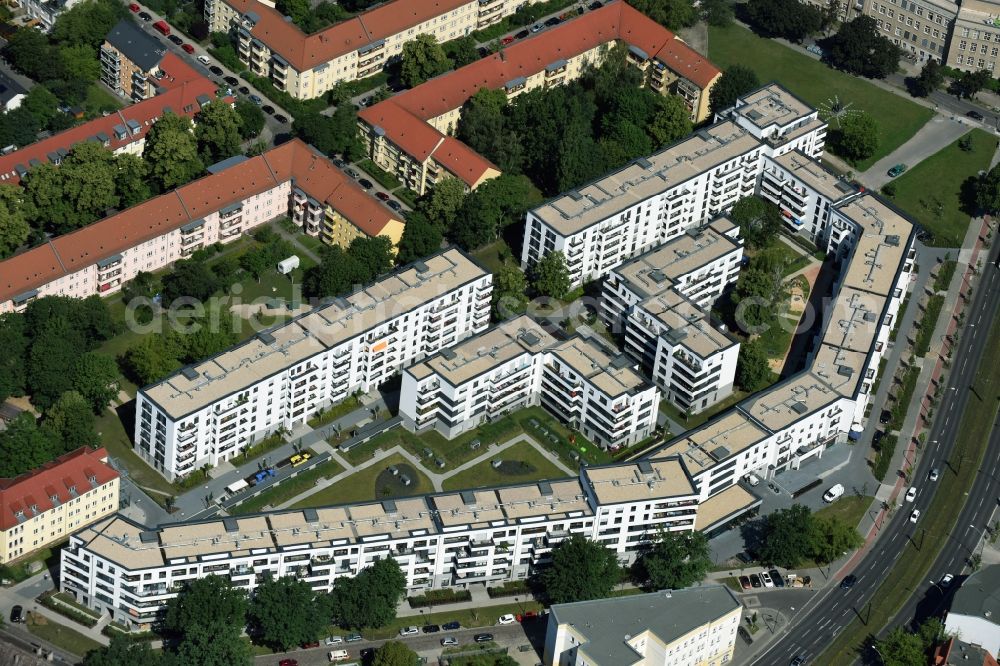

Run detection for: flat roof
[[695, 485, 761, 531], [582, 458, 696, 504], [637, 290, 736, 359], [820, 286, 883, 355], [550, 337, 648, 398], [432, 479, 592, 529], [142, 249, 486, 418], [406, 315, 555, 386], [810, 344, 867, 398], [662, 411, 770, 473], [613, 218, 741, 299], [773, 150, 858, 202], [551, 586, 741, 665], [739, 370, 846, 432], [531, 120, 760, 236], [836, 195, 912, 298], [733, 83, 816, 132]]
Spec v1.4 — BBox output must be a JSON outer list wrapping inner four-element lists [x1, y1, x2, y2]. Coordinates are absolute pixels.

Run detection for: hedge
[[408, 588, 472, 608]]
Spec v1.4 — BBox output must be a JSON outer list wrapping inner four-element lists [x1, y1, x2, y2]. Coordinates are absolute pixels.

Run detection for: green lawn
[[291, 453, 432, 508], [512, 405, 612, 465], [471, 239, 515, 274], [442, 441, 568, 491], [659, 391, 749, 431], [708, 24, 934, 170], [887, 129, 997, 248], [83, 84, 123, 116], [94, 409, 179, 502], [820, 310, 1000, 664], [231, 459, 345, 515], [814, 495, 874, 528], [27, 615, 103, 657], [0, 548, 57, 583]]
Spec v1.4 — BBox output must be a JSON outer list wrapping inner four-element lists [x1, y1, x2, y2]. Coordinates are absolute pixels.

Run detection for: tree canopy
[[630, 0, 699, 30], [166, 575, 248, 636], [709, 65, 761, 117], [373, 640, 420, 666], [395, 211, 443, 264], [834, 111, 879, 163], [329, 557, 407, 629], [631, 530, 712, 591], [143, 112, 204, 192], [749, 504, 864, 567], [736, 338, 772, 391], [195, 102, 244, 164], [824, 16, 901, 79], [540, 534, 621, 604], [972, 162, 1000, 214], [531, 251, 571, 299], [729, 196, 783, 249], [400, 34, 451, 87], [745, 0, 823, 42], [249, 576, 326, 651]]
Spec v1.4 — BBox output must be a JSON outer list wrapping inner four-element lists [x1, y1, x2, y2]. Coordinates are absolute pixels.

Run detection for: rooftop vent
[[180, 366, 199, 381]]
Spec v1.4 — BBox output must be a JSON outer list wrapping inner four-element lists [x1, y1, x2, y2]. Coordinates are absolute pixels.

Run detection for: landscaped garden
[[291, 453, 432, 508], [442, 440, 568, 490]]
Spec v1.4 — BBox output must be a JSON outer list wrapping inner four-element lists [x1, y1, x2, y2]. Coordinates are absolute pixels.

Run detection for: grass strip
[[818, 311, 1000, 663], [933, 260, 958, 293], [914, 294, 945, 358]]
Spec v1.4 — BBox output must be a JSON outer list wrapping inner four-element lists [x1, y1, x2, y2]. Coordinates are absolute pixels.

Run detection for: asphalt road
[[752, 239, 1000, 666]]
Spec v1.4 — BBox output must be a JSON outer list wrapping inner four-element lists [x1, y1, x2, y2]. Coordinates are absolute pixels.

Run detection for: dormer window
[[29, 504, 38, 513], [88, 475, 97, 484]]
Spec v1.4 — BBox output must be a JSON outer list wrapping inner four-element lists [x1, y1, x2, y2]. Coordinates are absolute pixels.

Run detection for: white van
[[822, 483, 845, 503], [328, 650, 349, 662], [744, 473, 761, 487]]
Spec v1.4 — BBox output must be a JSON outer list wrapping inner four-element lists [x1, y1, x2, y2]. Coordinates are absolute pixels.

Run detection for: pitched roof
[[359, 1, 718, 187], [0, 140, 399, 305], [0, 69, 27, 106], [0, 75, 220, 184], [105, 19, 166, 72], [0, 447, 118, 532]]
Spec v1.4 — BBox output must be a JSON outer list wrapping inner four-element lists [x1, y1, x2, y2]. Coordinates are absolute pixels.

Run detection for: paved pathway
[[270, 221, 322, 265], [859, 116, 970, 190]]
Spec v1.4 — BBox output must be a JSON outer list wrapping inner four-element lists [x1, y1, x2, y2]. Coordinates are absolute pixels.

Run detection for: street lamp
[[871, 643, 885, 665]]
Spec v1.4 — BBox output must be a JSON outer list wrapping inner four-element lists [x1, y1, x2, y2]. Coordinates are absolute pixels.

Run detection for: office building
[[521, 83, 825, 288], [946, 0, 1000, 74], [944, 565, 1000, 658], [0, 139, 402, 313], [865, 0, 956, 62], [544, 586, 742, 666], [399, 315, 659, 450], [358, 1, 720, 195], [62, 457, 712, 630], [134, 248, 491, 481], [0, 447, 119, 564]]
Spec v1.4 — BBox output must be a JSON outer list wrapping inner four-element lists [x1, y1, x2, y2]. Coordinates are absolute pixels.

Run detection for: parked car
[[823, 483, 845, 503], [386, 199, 403, 211], [274, 114, 288, 124], [500, 36, 515, 46], [358, 178, 374, 190], [302, 641, 319, 649], [441, 636, 459, 646], [375, 191, 390, 201], [530, 23, 543, 32], [168, 34, 183, 45], [9, 605, 23, 623], [399, 626, 419, 637], [760, 571, 774, 587], [887, 163, 907, 177], [840, 574, 857, 589], [738, 626, 753, 644], [128, 3, 140, 11], [182, 43, 195, 54], [442, 621, 461, 631], [905, 487, 917, 502], [279, 660, 298, 666], [422, 624, 440, 633], [749, 573, 762, 588], [791, 656, 807, 666], [588, 0, 603, 8], [515, 29, 529, 39], [199, 56, 212, 66], [770, 569, 784, 588], [238, 86, 250, 95], [739, 575, 752, 590], [327, 650, 349, 663], [967, 110, 985, 121], [806, 44, 825, 56], [545, 16, 561, 26], [929, 468, 940, 481], [346, 634, 362, 642], [474, 633, 494, 643], [497, 614, 516, 625], [324, 636, 343, 646], [138, 11, 152, 20], [879, 409, 891, 424], [910, 509, 921, 523], [249, 94, 263, 105], [224, 75, 239, 86], [262, 105, 275, 115], [940, 573, 954, 587]]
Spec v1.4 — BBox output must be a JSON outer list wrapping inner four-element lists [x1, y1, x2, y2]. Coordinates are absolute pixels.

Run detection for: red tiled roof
[[0, 447, 118, 532], [360, 1, 718, 187], [0, 76, 220, 185], [0, 139, 398, 305], [155, 52, 205, 90]]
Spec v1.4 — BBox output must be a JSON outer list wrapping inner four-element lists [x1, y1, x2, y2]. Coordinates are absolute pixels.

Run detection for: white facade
[[20, 0, 81, 31], [135, 249, 493, 481], [521, 84, 827, 288], [62, 458, 703, 630], [399, 316, 659, 450]]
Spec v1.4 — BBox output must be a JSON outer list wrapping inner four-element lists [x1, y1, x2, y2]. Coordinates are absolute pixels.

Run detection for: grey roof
[[105, 19, 164, 72], [0, 69, 27, 105], [549, 586, 741, 665], [949, 565, 1000, 623]]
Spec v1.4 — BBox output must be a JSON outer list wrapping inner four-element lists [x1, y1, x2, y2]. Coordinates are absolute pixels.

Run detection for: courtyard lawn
[[230, 459, 345, 515], [441, 440, 569, 491], [94, 408, 179, 503], [708, 24, 934, 170], [813, 494, 875, 528], [26, 614, 103, 657], [886, 129, 997, 248], [659, 391, 749, 431], [291, 453, 432, 508], [511, 405, 612, 465], [84, 84, 123, 116], [471, 239, 515, 274]]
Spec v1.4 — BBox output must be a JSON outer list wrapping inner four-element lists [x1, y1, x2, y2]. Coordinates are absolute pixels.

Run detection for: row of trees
[[744, 504, 864, 568], [456, 47, 692, 196]]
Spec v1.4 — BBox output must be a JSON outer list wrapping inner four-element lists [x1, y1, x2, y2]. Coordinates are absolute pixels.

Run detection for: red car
[[279, 661, 298, 666], [500, 36, 515, 46], [375, 191, 390, 201], [301, 641, 320, 649], [128, 3, 140, 10], [182, 43, 195, 54]]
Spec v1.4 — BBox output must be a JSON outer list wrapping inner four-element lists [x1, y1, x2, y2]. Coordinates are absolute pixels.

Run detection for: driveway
[[859, 115, 972, 190]]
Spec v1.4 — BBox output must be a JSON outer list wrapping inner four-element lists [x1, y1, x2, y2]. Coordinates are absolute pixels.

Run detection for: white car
[[760, 571, 774, 587], [940, 573, 954, 587], [441, 636, 458, 646], [324, 636, 343, 645], [497, 614, 516, 625], [929, 468, 940, 481], [399, 626, 419, 637], [910, 509, 921, 523], [197, 55, 210, 65], [905, 487, 917, 502]]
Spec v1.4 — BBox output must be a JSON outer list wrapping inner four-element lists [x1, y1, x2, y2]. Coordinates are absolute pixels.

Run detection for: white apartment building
[[544, 586, 742, 666], [399, 315, 660, 450], [601, 218, 743, 415], [134, 248, 492, 481], [521, 84, 827, 288], [62, 457, 733, 631]]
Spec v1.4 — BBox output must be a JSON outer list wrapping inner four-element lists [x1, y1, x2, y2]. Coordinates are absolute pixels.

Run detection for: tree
[[61, 141, 120, 229], [28, 317, 85, 410], [115, 153, 151, 209], [42, 390, 100, 449], [180, 327, 238, 364], [400, 34, 451, 87], [51, 0, 129, 48], [276, 0, 310, 27], [972, 163, 1000, 214], [59, 44, 102, 82], [492, 264, 528, 320], [757, 504, 814, 567], [954, 69, 992, 99], [808, 516, 863, 564], [736, 339, 771, 391], [700, 0, 733, 26], [457, 88, 523, 174], [0, 183, 29, 258], [395, 211, 443, 264], [0, 412, 62, 476], [293, 111, 337, 154], [234, 100, 265, 139], [541, 535, 621, 604], [908, 59, 944, 97], [21, 85, 61, 128], [195, 102, 243, 164], [745, 0, 823, 42], [330, 558, 406, 629], [161, 259, 220, 303], [452, 174, 540, 250], [834, 111, 879, 163], [328, 103, 364, 159], [875, 626, 927, 666], [373, 641, 419, 666], [630, 0, 699, 30], [0, 106, 41, 149], [531, 251, 571, 299], [730, 196, 782, 249], [165, 576, 248, 636], [444, 36, 480, 68], [418, 177, 467, 229], [646, 94, 692, 147], [143, 112, 204, 191], [249, 576, 325, 651], [121, 333, 185, 386], [709, 65, 761, 117], [0, 314, 28, 402], [83, 635, 165, 666], [824, 16, 901, 79], [348, 235, 395, 280], [4, 29, 58, 82], [174, 624, 252, 666], [632, 530, 712, 591], [71, 352, 121, 413], [303, 246, 367, 298]]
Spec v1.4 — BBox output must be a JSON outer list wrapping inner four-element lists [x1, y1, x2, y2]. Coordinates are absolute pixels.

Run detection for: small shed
[[277, 255, 300, 275]]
